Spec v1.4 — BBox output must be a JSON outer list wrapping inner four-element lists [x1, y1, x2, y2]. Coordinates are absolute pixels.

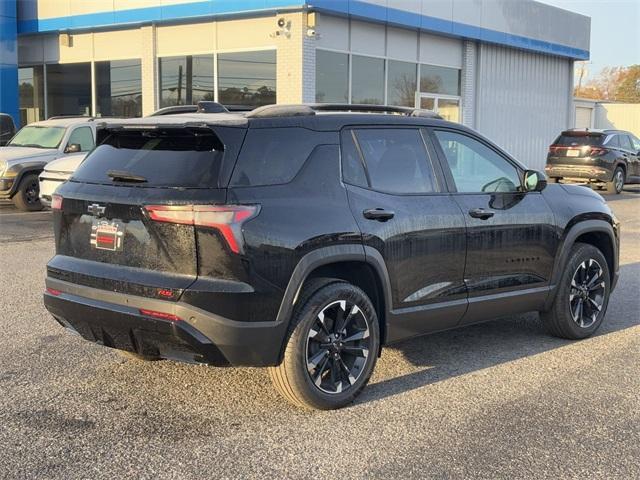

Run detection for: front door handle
[[363, 208, 395, 222], [468, 208, 495, 220]]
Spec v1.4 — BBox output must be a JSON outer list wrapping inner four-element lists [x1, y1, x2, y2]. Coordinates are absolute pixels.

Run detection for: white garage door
[[575, 106, 593, 129], [476, 44, 573, 170]]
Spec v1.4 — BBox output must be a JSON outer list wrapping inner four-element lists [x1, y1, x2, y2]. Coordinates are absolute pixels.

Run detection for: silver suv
[[0, 117, 104, 211]]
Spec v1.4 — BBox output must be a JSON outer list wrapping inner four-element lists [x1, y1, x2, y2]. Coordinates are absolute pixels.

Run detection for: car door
[[428, 127, 559, 326], [342, 126, 467, 343], [619, 134, 640, 178]]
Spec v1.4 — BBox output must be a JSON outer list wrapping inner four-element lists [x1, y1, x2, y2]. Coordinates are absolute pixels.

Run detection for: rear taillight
[[51, 194, 63, 210], [589, 147, 608, 157], [46, 287, 62, 296], [144, 204, 259, 254]]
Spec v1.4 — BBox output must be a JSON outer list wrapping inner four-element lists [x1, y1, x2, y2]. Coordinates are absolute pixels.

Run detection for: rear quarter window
[[230, 128, 336, 187]]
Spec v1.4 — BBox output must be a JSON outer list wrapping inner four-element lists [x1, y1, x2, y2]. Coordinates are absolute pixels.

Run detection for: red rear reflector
[[144, 204, 259, 254], [51, 194, 63, 210], [139, 308, 181, 322], [46, 287, 62, 296]]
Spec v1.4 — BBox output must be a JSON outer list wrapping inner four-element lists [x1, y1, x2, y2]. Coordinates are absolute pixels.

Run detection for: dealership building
[[0, 0, 589, 168]]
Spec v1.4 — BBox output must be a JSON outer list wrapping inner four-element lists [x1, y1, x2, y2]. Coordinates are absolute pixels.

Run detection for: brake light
[[589, 147, 608, 157], [139, 308, 182, 322], [51, 194, 63, 210], [144, 204, 259, 254]]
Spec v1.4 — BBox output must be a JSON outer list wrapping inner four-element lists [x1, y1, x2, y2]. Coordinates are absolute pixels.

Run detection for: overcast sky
[[538, 0, 640, 79]]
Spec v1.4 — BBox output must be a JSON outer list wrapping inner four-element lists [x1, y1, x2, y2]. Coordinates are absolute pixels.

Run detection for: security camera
[[306, 28, 316, 37], [277, 17, 286, 28]]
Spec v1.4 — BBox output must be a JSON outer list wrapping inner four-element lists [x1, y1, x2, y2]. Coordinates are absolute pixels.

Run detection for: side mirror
[[523, 169, 548, 192], [65, 143, 81, 154]]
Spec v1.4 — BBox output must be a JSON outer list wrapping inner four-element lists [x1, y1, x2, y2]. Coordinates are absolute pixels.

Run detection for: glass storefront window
[[18, 66, 45, 125], [46, 63, 92, 118], [420, 65, 461, 96], [316, 50, 349, 103], [437, 98, 460, 123], [351, 55, 384, 104], [387, 60, 417, 107], [217, 50, 276, 107], [96, 60, 142, 118], [159, 55, 215, 107]]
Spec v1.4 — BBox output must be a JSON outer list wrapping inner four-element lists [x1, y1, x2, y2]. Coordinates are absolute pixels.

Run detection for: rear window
[[553, 133, 604, 147], [71, 129, 224, 188]]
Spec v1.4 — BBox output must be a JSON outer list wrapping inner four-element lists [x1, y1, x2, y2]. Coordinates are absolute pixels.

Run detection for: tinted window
[[230, 128, 322, 187], [72, 131, 223, 188], [619, 135, 633, 151], [351, 55, 385, 105], [353, 129, 437, 194], [420, 65, 461, 96], [387, 60, 417, 107], [341, 131, 368, 188], [316, 50, 349, 103], [218, 51, 276, 107], [434, 130, 520, 193], [67, 126, 94, 152], [96, 59, 142, 117], [0, 115, 13, 132], [159, 55, 214, 107], [554, 134, 604, 146]]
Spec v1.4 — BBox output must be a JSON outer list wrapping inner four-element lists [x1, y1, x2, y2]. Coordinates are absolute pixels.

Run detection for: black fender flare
[[275, 244, 393, 337], [8, 163, 47, 197], [545, 219, 618, 309]]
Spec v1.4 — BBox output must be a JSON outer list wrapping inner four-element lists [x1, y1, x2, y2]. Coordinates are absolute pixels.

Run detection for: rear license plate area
[[566, 149, 580, 157], [91, 219, 124, 252]]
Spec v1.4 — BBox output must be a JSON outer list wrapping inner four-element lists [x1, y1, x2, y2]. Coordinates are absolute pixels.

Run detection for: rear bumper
[[545, 164, 612, 183], [44, 278, 288, 367]]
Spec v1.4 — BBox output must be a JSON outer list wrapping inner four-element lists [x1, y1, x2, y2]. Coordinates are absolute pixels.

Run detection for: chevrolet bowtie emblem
[[87, 203, 106, 217]]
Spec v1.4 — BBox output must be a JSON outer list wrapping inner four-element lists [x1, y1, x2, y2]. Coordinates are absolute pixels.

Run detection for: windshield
[[8, 126, 66, 149]]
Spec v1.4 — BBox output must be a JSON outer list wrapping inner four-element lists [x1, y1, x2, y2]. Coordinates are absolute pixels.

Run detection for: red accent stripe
[[96, 235, 115, 244]]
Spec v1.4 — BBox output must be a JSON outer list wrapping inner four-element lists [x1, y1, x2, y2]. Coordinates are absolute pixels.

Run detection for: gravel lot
[[1, 189, 639, 479]]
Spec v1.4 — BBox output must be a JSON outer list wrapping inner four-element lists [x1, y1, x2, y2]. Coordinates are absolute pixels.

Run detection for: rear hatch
[[50, 123, 246, 298], [547, 131, 607, 165]]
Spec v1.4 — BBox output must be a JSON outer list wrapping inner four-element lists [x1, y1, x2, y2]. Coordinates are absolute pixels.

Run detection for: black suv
[[44, 104, 620, 410], [0, 113, 16, 146], [545, 129, 640, 194]]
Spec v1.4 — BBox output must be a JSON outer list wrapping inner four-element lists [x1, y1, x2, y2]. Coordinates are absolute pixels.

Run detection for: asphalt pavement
[[0, 189, 638, 479]]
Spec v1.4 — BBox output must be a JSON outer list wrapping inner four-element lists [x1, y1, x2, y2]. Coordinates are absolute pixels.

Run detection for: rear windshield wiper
[[107, 170, 148, 183]]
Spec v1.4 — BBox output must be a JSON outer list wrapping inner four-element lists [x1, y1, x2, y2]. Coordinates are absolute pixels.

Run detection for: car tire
[[12, 173, 43, 211], [268, 278, 380, 410], [605, 167, 625, 194], [541, 243, 610, 340]]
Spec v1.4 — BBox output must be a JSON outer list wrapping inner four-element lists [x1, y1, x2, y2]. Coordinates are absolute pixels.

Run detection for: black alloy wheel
[[305, 299, 372, 394]]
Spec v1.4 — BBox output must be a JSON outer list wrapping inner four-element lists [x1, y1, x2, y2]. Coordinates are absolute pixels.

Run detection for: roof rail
[[47, 115, 95, 120], [245, 103, 443, 119]]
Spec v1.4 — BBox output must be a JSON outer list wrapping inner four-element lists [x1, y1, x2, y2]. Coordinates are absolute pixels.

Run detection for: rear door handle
[[363, 208, 395, 222], [468, 208, 495, 220]]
